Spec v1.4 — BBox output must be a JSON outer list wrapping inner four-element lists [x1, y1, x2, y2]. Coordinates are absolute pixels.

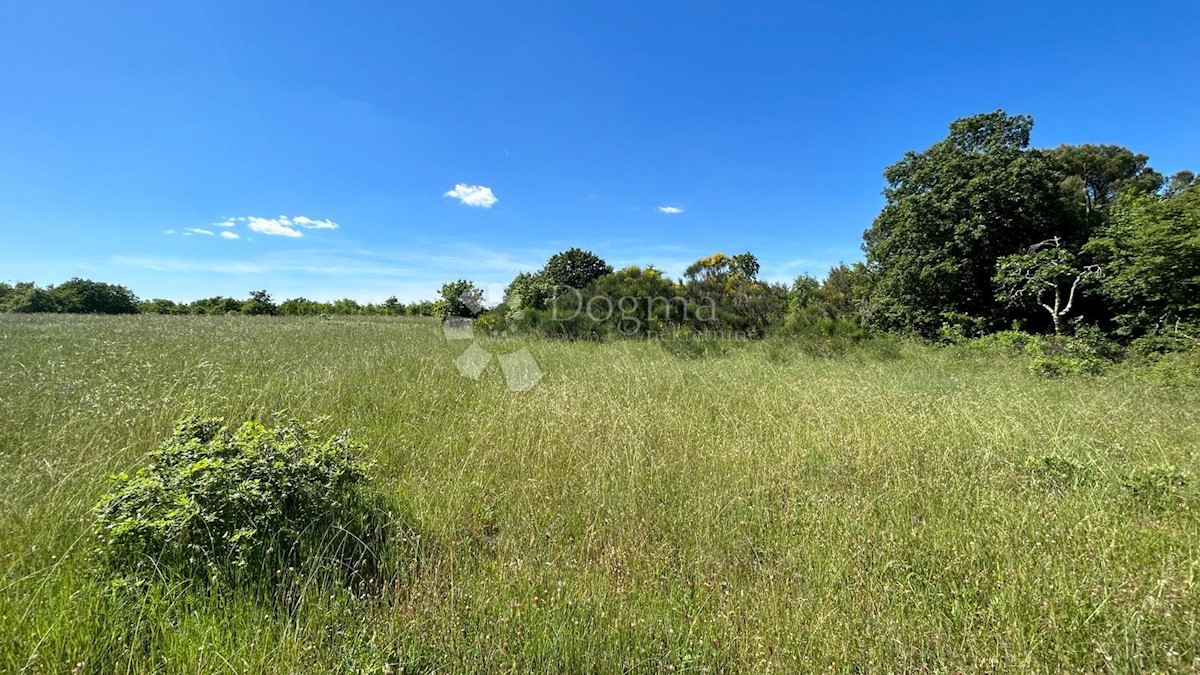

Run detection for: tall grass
[[0, 315, 1197, 673]]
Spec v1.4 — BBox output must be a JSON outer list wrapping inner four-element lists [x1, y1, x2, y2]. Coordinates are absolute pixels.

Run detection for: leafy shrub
[[93, 415, 396, 587], [1025, 335, 1109, 377], [965, 330, 1038, 356], [1120, 465, 1192, 510], [474, 305, 512, 336], [770, 316, 867, 358], [1129, 334, 1190, 360], [935, 312, 987, 344], [1140, 350, 1200, 388], [1025, 454, 1096, 489]]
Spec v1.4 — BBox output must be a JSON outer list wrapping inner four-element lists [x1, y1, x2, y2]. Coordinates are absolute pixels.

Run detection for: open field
[[1, 315, 1198, 673]]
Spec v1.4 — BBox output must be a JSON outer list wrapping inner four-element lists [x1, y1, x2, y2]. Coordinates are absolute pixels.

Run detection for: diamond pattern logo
[[497, 348, 543, 392], [454, 341, 492, 380], [443, 313, 543, 391], [443, 317, 475, 341]]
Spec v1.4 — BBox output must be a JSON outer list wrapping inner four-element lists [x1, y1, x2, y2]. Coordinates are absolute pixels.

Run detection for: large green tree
[[861, 111, 1073, 336], [541, 248, 613, 291], [1047, 144, 1163, 229], [51, 278, 139, 314], [439, 280, 485, 318], [1085, 185, 1200, 336]]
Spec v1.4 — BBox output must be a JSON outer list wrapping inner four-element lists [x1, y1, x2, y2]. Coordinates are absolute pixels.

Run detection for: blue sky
[[2, 1, 1197, 303]]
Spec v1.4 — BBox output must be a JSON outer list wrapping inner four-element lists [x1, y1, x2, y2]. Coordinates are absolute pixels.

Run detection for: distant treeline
[[6, 111, 1198, 352], [0, 282, 442, 317]]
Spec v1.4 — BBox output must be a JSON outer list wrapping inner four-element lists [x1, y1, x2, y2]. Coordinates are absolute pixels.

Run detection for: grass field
[[1, 315, 1198, 673]]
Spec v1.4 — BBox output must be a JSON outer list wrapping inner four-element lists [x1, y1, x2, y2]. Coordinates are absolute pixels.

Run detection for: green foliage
[[1120, 465, 1192, 511], [994, 239, 1100, 334], [0, 279, 138, 314], [93, 415, 392, 587], [504, 271, 554, 311], [682, 251, 758, 284], [438, 280, 485, 318], [962, 330, 1038, 355], [787, 274, 821, 311], [1025, 335, 1110, 377], [139, 298, 186, 314], [862, 111, 1077, 336], [474, 303, 513, 335], [1047, 143, 1163, 225], [1138, 349, 1200, 388], [1085, 186, 1200, 337], [53, 278, 140, 314], [541, 248, 613, 291], [189, 296, 243, 315], [241, 289, 278, 315], [1025, 454, 1096, 489]]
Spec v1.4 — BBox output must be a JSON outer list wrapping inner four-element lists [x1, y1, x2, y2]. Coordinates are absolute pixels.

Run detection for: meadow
[[1, 314, 1197, 673]]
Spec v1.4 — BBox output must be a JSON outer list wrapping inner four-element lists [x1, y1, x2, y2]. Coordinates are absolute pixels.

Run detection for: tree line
[[0, 282, 446, 317], [5, 110, 1197, 351]]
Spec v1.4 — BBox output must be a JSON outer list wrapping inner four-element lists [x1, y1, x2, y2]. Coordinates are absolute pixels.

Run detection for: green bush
[[93, 415, 396, 587], [1140, 350, 1200, 388], [1120, 465, 1192, 511], [1025, 335, 1109, 377], [965, 330, 1038, 356], [1025, 454, 1096, 489]]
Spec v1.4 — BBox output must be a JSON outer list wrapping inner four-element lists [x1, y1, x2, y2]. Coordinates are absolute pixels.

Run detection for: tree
[[383, 296, 403, 315], [53, 278, 139, 314], [682, 252, 782, 336], [788, 275, 821, 311], [1085, 185, 1200, 336], [683, 252, 758, 284], [140, 299, 185, 314], [730, 252, 760, 280], [1165, 170, 1198, 198], [994, 238, 1100, 335], [541, 248, 613, 291], [504, 271, 554, 311], [439, 280, 485, 318], [1048, 144, 1163, 228], [242, 290, 277, 315], [819, 263, 866, 321], [5, 285, 60, 313], [190, 297, 242, 315], [862, 111, 1072, 336]]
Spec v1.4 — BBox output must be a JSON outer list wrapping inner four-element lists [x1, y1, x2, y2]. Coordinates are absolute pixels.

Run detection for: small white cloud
[[657, 206, 684, 215], [185, 227, 215, 236], [164, 229, 176, 235], [219, 231, 240, 240], [217, 214, 340, 238], [291, 216, 339, 229], [245, 216, 303, 238], [444, 184, 498, 208]]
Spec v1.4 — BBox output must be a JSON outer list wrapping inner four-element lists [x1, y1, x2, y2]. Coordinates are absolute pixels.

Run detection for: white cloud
[[657, 206, 684, 214], [291, 216, 338, 229], [240, 215, 339, 238], [214, 219, 235, 227], [164, 229, 176, 235], [245, 216, 303, 238], [185, 228, 214, 236], [219, 231, 240, 240], [444, 184, 498, 208]]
